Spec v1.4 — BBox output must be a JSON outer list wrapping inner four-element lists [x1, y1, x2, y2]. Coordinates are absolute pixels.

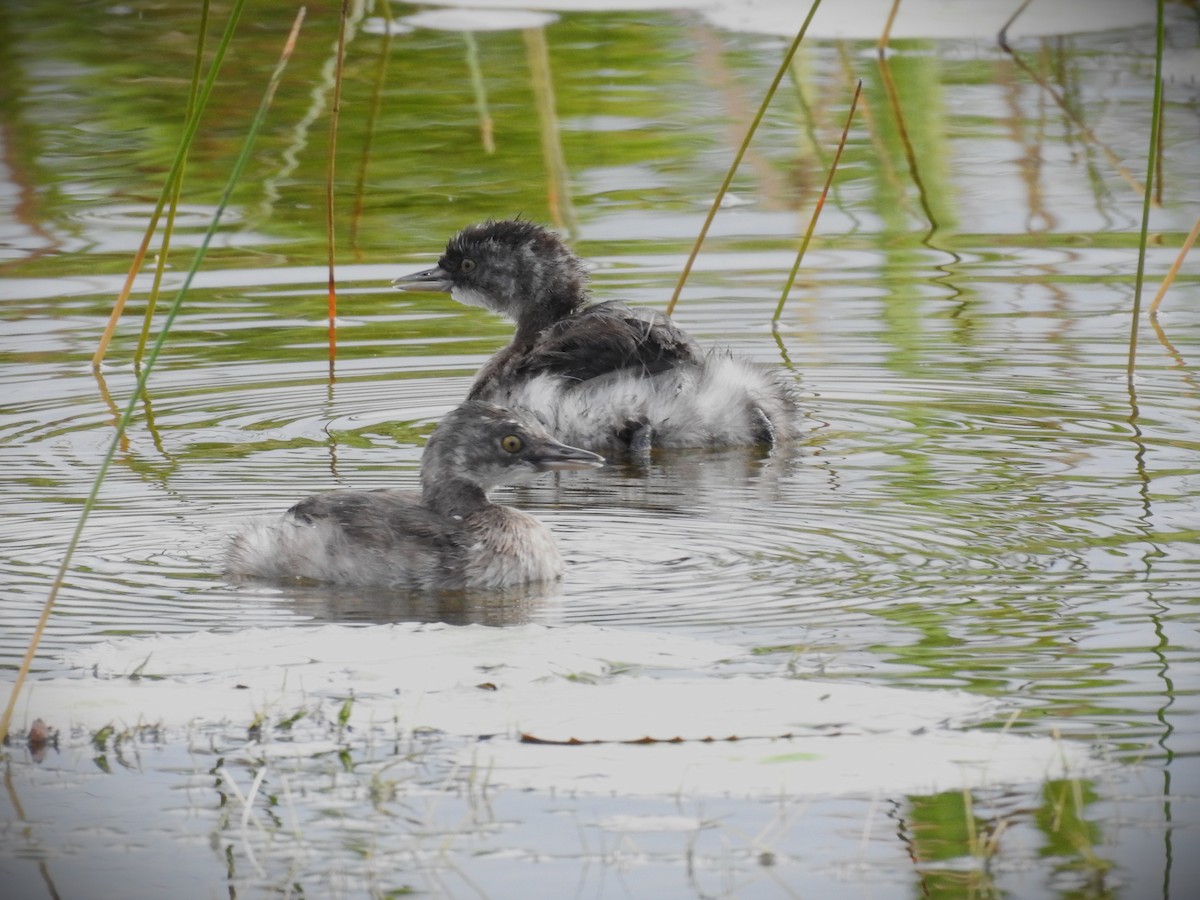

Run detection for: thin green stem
[[666, 0, 824, 317], [1127, 0, 1165, 377], [92, 0, 248, 367], [774, 79, 861, 323], [1, 8, 308, 744], [327, 0, 350, 376], [136, 1, 212, 362]]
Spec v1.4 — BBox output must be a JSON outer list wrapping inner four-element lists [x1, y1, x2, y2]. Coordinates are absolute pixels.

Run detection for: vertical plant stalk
[[135, 0, 212, 362], [465, 31, 496, 154], [876, 0, 902, 53], [1154, 90, 1165, 206], [666, 0, 824, 317], [1127, 0, 1165, 377], [91, 0, 249, 368], [0, 8, 307, 744], [1150, 213, 1200, 317], [258, 2, 366, 228], [327, 0, 351, 374], [774, 79, 861, 323], [524, 26, 576, 234]]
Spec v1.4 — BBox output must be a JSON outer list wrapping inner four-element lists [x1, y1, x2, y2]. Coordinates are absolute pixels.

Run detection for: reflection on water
[[1, 1, 1198, 898], [248, 573, 561, 626]]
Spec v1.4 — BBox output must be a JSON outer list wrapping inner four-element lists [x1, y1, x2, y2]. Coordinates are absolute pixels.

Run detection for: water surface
[[2, 1, 1199, 897]]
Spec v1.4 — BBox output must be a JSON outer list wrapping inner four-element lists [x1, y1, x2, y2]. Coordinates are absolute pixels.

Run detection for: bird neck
[[513, 291, 583, 340], [422, 477, 491, 520]]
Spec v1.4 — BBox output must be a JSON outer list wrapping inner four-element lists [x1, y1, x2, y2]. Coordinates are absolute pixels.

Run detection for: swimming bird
[[392, 219, 797, 453], [226, 400, 604, 590]]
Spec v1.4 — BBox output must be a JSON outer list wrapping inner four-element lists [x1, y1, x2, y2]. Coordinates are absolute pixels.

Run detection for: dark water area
[[2, 0, 1199, 897]]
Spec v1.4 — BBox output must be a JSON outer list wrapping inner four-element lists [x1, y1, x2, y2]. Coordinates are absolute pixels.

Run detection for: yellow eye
[[501, 434, 523, 453], [460, 258, 476, 273]]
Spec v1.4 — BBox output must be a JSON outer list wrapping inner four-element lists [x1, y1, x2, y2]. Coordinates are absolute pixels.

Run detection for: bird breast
[[463, 505, 564, 587]]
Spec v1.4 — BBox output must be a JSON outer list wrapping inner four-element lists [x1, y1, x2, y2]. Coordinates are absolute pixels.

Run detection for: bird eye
[[501, 434, 523, 453], [460, 258, 476, 273]]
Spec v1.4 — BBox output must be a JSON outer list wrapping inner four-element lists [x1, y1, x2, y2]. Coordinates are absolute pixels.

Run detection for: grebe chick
[[226, 401, 604, 590], [393, 219, 797, 453]]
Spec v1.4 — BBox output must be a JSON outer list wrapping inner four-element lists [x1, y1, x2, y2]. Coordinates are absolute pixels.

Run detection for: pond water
[[2, 0, 1199, 897]]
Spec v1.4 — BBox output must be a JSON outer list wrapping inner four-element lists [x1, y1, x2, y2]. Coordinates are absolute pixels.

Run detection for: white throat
[[451, 285, 495, 310]]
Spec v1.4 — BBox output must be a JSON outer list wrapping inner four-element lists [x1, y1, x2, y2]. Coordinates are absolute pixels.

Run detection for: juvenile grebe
[[393, 219, 797, 453], [226, 401, 603, 590]]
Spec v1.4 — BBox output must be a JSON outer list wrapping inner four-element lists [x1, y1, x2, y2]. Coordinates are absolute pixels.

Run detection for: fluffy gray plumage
[[226, 401, 603, 590], [393, 219, 798, 453]]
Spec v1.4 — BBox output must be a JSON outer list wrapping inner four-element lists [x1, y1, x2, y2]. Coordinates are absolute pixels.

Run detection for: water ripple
[[3, 273, 1199, 686]]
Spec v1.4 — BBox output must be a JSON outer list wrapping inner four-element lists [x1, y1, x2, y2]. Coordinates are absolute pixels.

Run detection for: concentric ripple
[[3, 260, 1200, 699]]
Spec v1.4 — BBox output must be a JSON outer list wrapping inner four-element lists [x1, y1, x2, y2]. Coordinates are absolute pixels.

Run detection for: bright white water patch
[[359, 17, 415, 37], [413, 0, 717, 11], [14, 623, 1101, 799], [717, 0, 1154, 40], [401, 8, 558, 32], [60, 623, 734, 691], [406, 0, 1158, 38], [472, 729, 1095, 798]]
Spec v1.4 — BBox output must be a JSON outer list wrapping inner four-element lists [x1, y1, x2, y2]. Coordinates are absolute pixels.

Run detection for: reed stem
[[1, 8, 307, 744], [1126, 0, 1165, 377], [876, 0, 902, 53], [135, 1, 211, 362], [327, 0, 351, 375], [92, 0, 248, 368], [774, 79, 861, 323], [1149, 213, 1200, 318], [666, 0, 824, 317]]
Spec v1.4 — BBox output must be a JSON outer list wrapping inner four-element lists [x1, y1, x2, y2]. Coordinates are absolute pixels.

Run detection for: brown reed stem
[[774, 79, 862, 323], [135, 1, 211, 362], [666, 0, 824, 317], [91, 0, 248, 368], [876, 0, 902, 53], [1, 8, 307, 744], [525, 26, 575, 235], [327, 0, 350, 376]]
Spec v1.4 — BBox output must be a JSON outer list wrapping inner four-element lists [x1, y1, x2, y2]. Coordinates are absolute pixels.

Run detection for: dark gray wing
[[514, 300, 702, 384], [287, 490, 468, 556]]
